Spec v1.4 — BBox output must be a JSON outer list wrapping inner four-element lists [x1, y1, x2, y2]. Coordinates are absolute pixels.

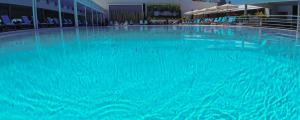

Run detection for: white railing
[[236, 15, 298, 30]]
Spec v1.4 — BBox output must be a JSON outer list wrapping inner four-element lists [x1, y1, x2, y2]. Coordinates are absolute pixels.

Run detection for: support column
[[85, 7, 87, 26], [244, 4, 248, 16], [58, 0, 62, 28], [100, 13, 103, 26], [32, 0, 38, 29], [74, 0, 79, 27], [99, 13, 102, 26], [297, 0, 300, 34], [96, 12, 99, 26], [91, 10, 94, 26]]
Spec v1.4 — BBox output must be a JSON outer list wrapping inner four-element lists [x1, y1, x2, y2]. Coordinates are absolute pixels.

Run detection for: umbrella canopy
[[194, 6, 221, 15], [184, 9, 205, 15], [193, 8, 213, 15], [217, 4, 238, 11], [207, 6, 219, 11], [184, 10, 196, 15]]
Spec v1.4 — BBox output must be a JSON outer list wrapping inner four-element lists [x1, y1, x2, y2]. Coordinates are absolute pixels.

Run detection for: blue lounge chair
[[139, 20, 143, 25], [220, 17, 226, 23], [67, 19, 73, 25], [21, 16, 33, 29], [21, 16, 31, 24], [47, 17, 54, 24], [228, 16, 237, 24], [144, 20, 148, 25], [46, 17, 56, 27], [78, 20, 83, 26], [196, 19, 201, 24], [0, 19, 3, 32], [53, 18, 59, 25], [214, 17, 220, 23], [1, 15, 16, 30], [63, 19, 69, 26], [37, 19, 49, 28], [129, 20, 133, 25]]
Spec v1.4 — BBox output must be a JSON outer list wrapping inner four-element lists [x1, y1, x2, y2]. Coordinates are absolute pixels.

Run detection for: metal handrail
[[235, 15, 298, 30]]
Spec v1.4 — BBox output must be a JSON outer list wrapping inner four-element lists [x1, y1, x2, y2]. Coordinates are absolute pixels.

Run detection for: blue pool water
[[0, 26, 300, 119]]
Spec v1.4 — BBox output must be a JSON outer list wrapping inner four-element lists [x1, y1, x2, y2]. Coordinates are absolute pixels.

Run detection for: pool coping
[[0, 25, 298, 39]]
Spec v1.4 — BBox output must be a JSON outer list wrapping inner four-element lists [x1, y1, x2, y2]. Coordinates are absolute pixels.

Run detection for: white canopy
[[217, 4, 238, 10], [185, 4, 264, 15], [194, 7, 219, 15]]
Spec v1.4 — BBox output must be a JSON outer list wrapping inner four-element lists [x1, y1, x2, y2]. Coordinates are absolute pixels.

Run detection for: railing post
[[74, 0, 79, 27], [32, 0, 38, 29], [259, 18, 262, 27], [244, 4, 247, 16], [58, 0, 62, 28], [85, 7, 87, 27], [92, 10, 94, 26], [96, 12, 99, 26], [100, 13, 103, 26], [297, 0, 300, 34]]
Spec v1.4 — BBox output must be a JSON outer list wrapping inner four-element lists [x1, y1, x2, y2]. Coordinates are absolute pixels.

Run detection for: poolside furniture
[[124, 21, 128, 26], [129, 20, 133, 25], [78, 20, 84, 26], [144, 20, 148, 25], [218, 17, 226, 24], [63, 19, 69, 26], [213, 17, 219, 23], [53, 18, 59, 25], [227, 16, 237, 25], [21, 16, 33, 29], [67, 19, 73, 25], [63, 18, 73, 27], [46, 17, 56, 27], [0, 19, 3, 32], [37, 19, 50, 28], [21, 16, 31, 24], [1, 15, 16, 31], [201, 18, 211, 25], [114, 21, 119, 26], [139, 20, 143, 25], [194, 19, 201, 24]]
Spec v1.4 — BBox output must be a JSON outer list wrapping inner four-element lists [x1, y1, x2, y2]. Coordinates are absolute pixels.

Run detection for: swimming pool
[[0, 26, 299, 119]]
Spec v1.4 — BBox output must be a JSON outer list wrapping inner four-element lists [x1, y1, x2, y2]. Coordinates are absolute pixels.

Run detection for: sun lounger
[[0, 19, 3, 32], [144, 20, 148, 25], [114, 21, 119, 26], [124, 21, 128, 26], [78, 20, 84, 26], [53, 18, 60, 26], [67, 19, 73, 25], [228, 16, 237, 25], [21, 16, 33, 29], [139, 20, 143, 25], [46, 17, 56, 27], [1, 15, 16, 31], [37, 19, 49, 28], [63, 18, 72, 27], [129, 20, 133, 25]]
